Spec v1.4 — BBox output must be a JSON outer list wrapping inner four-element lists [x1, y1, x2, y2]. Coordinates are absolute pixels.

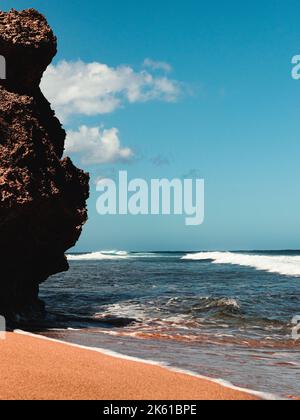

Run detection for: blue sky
[[3, 0, 300, 251]]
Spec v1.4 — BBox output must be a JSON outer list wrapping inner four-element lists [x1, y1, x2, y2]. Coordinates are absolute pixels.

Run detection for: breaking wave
[[67, 250, 129, 261], [93, 296, 242, 329], [182, 252, 300, 277], [66, 251, 169, 261]]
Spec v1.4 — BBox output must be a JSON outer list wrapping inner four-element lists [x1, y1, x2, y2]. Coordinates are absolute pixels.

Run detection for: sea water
[[37, 250, 300, 399]]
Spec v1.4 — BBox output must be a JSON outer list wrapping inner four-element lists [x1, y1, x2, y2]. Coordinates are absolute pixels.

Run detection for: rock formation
[[0, 9, 89, 320]]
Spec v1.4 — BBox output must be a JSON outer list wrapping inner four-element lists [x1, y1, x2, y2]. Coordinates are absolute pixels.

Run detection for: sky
[[2, 0, 300, 251]]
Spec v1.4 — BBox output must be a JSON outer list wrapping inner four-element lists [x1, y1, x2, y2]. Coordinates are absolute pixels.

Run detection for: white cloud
[[65, 125, 134, 165], [143, 58, 172, 72], [41, 60, 181, 121]]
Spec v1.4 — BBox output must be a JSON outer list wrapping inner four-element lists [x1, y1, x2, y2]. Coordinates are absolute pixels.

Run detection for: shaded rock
[[0, 9, 89, 320]]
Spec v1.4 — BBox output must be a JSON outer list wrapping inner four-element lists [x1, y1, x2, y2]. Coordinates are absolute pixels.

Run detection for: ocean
[[36, 250, 300, 399]]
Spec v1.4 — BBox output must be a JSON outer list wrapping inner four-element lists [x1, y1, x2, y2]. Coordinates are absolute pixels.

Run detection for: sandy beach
[[0, 332, 259, 401]]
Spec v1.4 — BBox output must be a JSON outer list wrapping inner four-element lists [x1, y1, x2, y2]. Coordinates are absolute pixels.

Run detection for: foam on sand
[[14, 330, 280, 400], [182, 252, 300, 277]]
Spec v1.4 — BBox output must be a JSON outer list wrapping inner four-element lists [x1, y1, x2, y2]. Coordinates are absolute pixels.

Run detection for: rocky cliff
[[0, 9, 89, 320]]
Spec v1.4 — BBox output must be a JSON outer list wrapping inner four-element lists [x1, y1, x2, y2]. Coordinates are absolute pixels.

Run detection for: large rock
[[0, 9, 89, 319]]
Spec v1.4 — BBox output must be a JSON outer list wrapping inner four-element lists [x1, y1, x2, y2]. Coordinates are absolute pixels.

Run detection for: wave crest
[[182, 252, 300, 277], [67, 251, 129, 261]]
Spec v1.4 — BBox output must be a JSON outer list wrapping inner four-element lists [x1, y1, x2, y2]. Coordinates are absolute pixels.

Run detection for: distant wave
[[67, 251, 167, 261], [182, 252, 300, 277], [67, 251, 129, 261]]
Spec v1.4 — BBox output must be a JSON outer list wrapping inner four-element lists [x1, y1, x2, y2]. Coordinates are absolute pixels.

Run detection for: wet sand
[[0, 332, 259, 400]]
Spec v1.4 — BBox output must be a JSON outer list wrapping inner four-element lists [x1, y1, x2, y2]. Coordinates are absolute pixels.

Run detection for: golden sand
[[0, 332, 258, 400]]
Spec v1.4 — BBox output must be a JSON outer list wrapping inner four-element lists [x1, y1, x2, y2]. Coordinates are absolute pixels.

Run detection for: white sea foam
[[94, 302, 148, 322], [66, 251, 167, 261], [67, 250, 129, 261], [182, 252, 300, 277]]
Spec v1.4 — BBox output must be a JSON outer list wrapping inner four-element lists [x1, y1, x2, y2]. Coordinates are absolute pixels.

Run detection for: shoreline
[[17, 330, 278, 400], [0, 330, 272, 400]]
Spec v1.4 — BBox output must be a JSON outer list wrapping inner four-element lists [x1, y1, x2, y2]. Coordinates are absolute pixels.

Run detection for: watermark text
[[292, 315, 300, 340], [0, 316, 6, 340], [291, 55, 300, 80], [0, 55, 6, 80], [96, 171, 205, 226]]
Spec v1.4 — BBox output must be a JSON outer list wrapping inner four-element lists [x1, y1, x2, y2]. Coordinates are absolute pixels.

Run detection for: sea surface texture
[[38, 250, 300, 399]]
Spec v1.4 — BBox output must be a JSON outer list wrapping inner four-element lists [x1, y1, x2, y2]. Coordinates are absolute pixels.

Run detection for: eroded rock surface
[[0, 9, 89, 319]]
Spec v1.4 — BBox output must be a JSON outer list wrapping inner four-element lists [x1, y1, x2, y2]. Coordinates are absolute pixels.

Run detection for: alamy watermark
[[0, 316, 6, 340], [292, 316, 300, 341], [0, 55, 6, 80], [291, 55, 300, 80], [96, 171, 205, 226]]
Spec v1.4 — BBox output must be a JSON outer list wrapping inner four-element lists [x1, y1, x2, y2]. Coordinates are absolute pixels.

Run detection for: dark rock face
[[0, 9, 89, 319]]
